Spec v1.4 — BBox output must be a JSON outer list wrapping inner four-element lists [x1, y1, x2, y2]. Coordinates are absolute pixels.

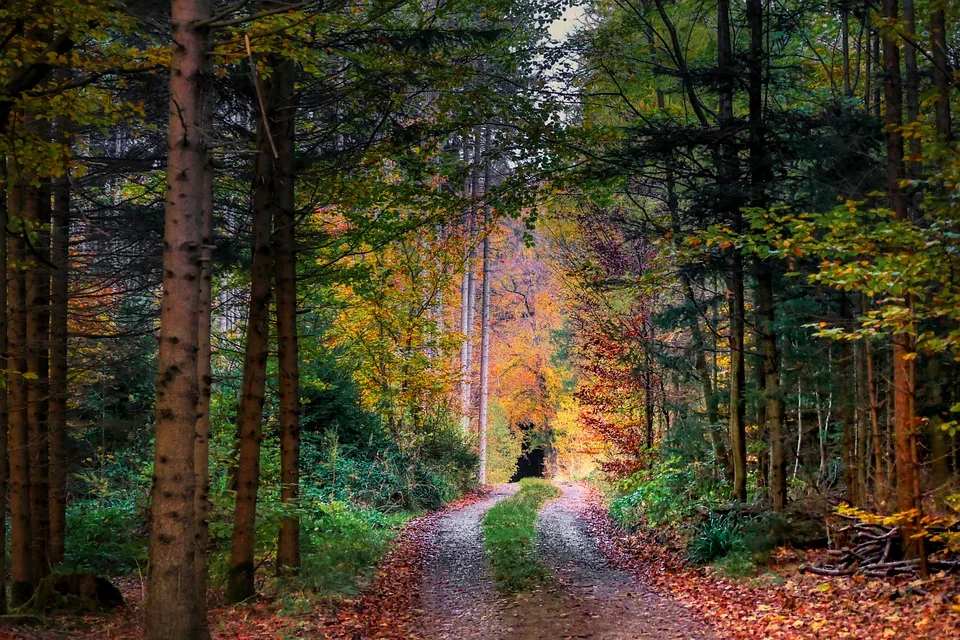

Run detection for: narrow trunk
[[478, 129, 492, 485], [459, 136, 474, 434], [25, 176, 50, 581], [864, 298, 885, 505], [758, 266, 786, 510], [144, 0, 211, 635], [0, 174, 8, 613], [7, 177, 32, 605], [226, 48, 280, 604], [193, 150, 213, 622], [882, 0, 924, 566], [855, 336, 869, 502], [902, 0, 921, 176], [683, 277, 730, 480], [273, 57, 300, 573], [931, 5, 952, 140], [839, 294, 859, 505], [48, 165, 70, 565], [719, 0, 746, 502]]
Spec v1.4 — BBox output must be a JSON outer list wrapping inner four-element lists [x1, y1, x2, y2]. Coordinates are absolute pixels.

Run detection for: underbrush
[[482, 478, 560, 592], [610, 459, 794, 578], [58, 419, 476, 598]]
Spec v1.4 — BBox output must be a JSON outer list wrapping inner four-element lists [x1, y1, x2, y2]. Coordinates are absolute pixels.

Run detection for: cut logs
[[800, 517, 960, 578]]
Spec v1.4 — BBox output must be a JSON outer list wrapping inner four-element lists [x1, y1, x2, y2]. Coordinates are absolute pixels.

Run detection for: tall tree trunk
[[145, 0, 211, 636], [48, 162, 70, 566], [719, 0, 746, 502], [881, 0, 924, 568], [193, 149, 214, 625], [758, 266, 786, 510], [931, 5, 952, 140], [6, 176, 32, 606], [25, 173, 50, 581], [839, 294, 859, 505], [226, 48, 280, 604], [273, 57, 300, 573], [902, 0, 921, 176], [478, 128, 492, 485], [459, 135, 474, 435], [0, 174, 8, 613]]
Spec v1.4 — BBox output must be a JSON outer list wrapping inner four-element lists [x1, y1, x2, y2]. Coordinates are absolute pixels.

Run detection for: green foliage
[[63, 497, 147, 576], [610, 457, 722, 529], [686, 511, 743, 564], [486, 402, 522, 484], [482, 478, 559, 592], [297, 502, 410, 596]]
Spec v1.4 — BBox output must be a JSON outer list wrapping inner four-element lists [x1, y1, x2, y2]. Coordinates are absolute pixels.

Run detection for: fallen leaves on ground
[[584, 494, 960, 640], [0, 492, 487, 640]]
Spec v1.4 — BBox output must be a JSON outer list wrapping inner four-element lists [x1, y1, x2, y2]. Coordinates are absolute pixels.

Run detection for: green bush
[[482, 478, 559, 592], [63, 497, 147, 576], [610, 456, 720, 528], [298, 501, 410, 595], [686, 511, 743, 564]]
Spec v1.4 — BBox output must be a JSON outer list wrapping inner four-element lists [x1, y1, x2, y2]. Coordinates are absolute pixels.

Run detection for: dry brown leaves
[[0, 491, 487, 640], [584, 497, 960, 640]]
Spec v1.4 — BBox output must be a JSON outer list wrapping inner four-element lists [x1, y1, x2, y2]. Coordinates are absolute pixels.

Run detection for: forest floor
[[3, 482, 960, 639]]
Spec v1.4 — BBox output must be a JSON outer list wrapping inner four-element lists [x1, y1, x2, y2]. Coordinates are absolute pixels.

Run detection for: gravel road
[[417, 482, 715, 640]]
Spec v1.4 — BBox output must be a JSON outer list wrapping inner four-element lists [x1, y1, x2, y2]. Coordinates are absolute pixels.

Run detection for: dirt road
[[418, 482, 715, 640]]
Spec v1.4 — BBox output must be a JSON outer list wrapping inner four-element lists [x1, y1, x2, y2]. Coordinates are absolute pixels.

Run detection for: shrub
[[686, 511, 743, 564], [63, 497, 147, 576]]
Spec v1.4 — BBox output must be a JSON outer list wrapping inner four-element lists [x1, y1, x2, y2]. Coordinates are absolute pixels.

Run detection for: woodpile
[[799, 518, 960, 578]]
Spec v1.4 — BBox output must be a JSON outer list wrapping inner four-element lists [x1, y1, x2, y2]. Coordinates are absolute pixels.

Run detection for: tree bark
[[226, 47, 280, 604], [839, 294, 859, 505], [478, 127, 492, 485], [931, 5, 952, 140], [902, 0, 921, 174], [881, 0, 923, 566], [0, 172, 8, 613], [145, 0, 211, 636], [48, 162, 70, 566], [6, 175, 32, 605], [273, 56, 300, 573], [459, 135, 474, 435], [193, 150, 214, 623], [25, 172, 50, 581], [721, 0, 746, 502]]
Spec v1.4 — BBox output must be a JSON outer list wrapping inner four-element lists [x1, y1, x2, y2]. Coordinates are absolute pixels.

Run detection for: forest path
[[417, 482, 715, 640]]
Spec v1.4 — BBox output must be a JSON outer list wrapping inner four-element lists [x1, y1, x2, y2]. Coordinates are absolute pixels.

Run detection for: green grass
[[482, 478, 560, 592]]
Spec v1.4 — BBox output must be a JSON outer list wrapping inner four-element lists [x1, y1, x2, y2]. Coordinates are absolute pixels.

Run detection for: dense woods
[[1, 0, 960, 637]]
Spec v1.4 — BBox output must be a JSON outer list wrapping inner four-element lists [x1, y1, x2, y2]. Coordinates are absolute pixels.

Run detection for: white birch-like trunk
[[478, 127, 492, 484]]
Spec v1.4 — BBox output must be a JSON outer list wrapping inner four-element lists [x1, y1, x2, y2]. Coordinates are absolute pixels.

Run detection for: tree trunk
[[719, 0, 746, 502], [48, 164, 70, 566], [6, 176, 32, 606], [273, 56, 300, 574], [682, 278, 729, 480], [193, 149, 214, 625], [0, 173, 8, 613], [838, 294, 859, 505], [144, 0, 211, 636], [459, 135, 474, 435], [931, 5, 952, 140], [226, 48, 280, 605], [25, 175, 50, 581], [758, 266, 786, 510], [882, 0, 924, 567], [478, 128, 492, 485], [902, 0, 921, 175]]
